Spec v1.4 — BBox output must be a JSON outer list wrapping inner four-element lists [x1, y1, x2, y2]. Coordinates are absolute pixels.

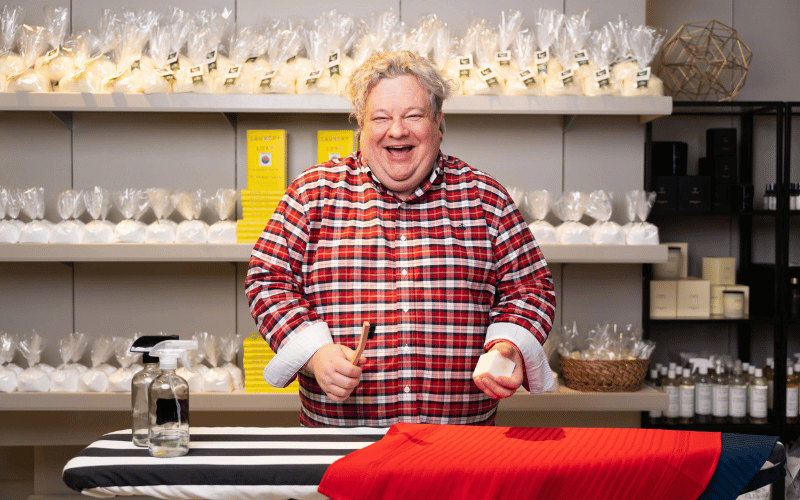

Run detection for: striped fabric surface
[[62, 426, 388, 500]]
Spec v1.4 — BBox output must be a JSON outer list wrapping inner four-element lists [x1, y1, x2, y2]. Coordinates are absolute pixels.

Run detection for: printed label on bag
[[305, 69, 322, 87], [534, 49, 549, 74], [224, 65, 241, 86], [559, 68, 575, 86], [479, 66, 500, 87], [41, 47, 59, 67], [245, 56, 257, 63], [495, 51, 511, 66], [156, 68, 177, 82], [130, 59, 141, 71], [102, 69, 126, 88], [457, 55, 473, 78], [594, 66, 611, 88], [69, 66, 87, 81], [573, 50, 590, 66], [259, 69, 277, 88], [635, 66, 651, 88], [518, 68, 536, 87], [189, 65, 204, 84], [326, 50, 341, 77], [205, 50, 218, 72], [167, 51, 180, 71]]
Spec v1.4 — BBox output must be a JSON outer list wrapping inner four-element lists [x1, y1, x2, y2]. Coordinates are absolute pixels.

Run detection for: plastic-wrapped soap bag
[[57, 30, 102, 93], [173, 189, 208, 243], [585, 190, 625, 245], [583, 25, 622, 97], [460, 20, 504, 96], [563, 11, 596, 81], [7, 24, 51, 92], [108, 10, 159, 94], [295, 16, 339, 95], [506, 186, 527, 216], [198, 8, 235, 84], [431, 21, 460, 95], [0, 332, 19, 393], [255, 21, 303, 94], [622, 25, 666, 97], [213, 24, 256, 94], [505, 29, 545, 96], [0, 6, 27, 84], [197, 332, 234, 392], [208, 188, 238, 243], [609, 17, 638, 87], [544, 19, 583, 96], [114, 188, 150, 243], [81, 10, 122, 94], [240, 20, 272, 87], [17, 331, 51, 392], [0, 187, 23, 243], [172, 23, 213, 93], [624, 190, 659, 244], [526, 189, 557, 244], [325, 10, 358, 96], [220, 333, 244, 390], [51, 332, 89, 392], [146, 188, 177, 243], [532, 8, 563, 80], [108, 336, 137, 392], [553, 191, 591, 244], [82, 186, 116, 242], [78, 336, 115, 392], [19, 187, 51, 243], [177, 332, 208, 392], [34, 6, 75, 88], [493, 10, 524, 85], [50, 189, 85, 243], [139, 24, 174, 94]]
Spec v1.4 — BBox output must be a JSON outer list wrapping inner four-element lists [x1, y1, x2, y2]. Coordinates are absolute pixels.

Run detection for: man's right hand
[[304, 344, 365, 401]]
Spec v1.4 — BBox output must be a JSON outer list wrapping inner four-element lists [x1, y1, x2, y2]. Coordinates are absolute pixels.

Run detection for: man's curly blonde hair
[[345, 50, 457, 135]]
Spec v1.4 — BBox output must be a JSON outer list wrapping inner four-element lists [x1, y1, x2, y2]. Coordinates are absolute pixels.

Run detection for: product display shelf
[[0, 92, 672, 121], [0, 243, 669, 264], [0, 382, 667, 413], [643, 102, 790, 454]]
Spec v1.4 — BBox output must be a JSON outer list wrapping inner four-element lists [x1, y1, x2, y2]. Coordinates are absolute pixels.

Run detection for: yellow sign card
[[317, 130, 354, 164], [247, 129, 287, 191]]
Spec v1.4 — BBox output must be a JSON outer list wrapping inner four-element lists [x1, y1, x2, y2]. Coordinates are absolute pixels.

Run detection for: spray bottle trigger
[[180, 350, 195, 373]]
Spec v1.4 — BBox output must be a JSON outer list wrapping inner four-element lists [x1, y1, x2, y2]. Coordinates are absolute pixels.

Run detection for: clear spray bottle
[[130, 335, 178, 447], [148, 340, 198, 458]]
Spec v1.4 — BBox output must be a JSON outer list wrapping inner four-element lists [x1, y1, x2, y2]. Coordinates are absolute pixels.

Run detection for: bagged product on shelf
[[78, 336, 116, 392], [198, 8, 235, 85], [352, 10, 399, 70], [404, 13, 440, 65], [532, 8, 563, 80], [17, 331, 51, 392], [0, 5, 27, 86], [431, 21, 461, 95], [608, 17, 638, 87], [113, 188, 150, 243], [220, 333, 244, 390], [176, 332, 208, 392], [563, 11, 596, 82], [56, 30, 103, 93], [255, 21, 304, 94], [239, 20, 272, 86], [207, 188, 238, 243], [621, 25, 666, 97], [505, 29, 545, 96], [295, 15, 339, 95], [172, 22, 214, 94], [198, 332, 234, 392], [51, 332, 90, 392], [50, 189, 85, 243], [623, 189, 659, 245], [493, 10, 524, 85], [108, 10, 159, 94], [7, 24, 51, 92], [33, 6, 75, 87], [173, 189, 209, 243], [145, 188, 177, 243], [544, 19, 583, 97], [80, 10, 123, 93], [552, 191, 591, 244], [325, 10, 358, 95], [526, 189, 557, 244], [108, 336, 137, 392], [213, 24, 257, 94], [0, 332, 19, 393], [583, 25, 622, 97], [0, 187, 22, 243], [460, 20, 504, 96], [507, 186, 527, 216], [82, 186, 116, 243], [139, 24, 175, 94], [585, 190, 625, 245], [18, 186, 51, 243]]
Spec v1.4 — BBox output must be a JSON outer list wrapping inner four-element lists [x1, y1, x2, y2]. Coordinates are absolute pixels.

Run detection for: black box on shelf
[[733, 183, 754, 212], [678, 175, 712, 211], [741, 265, 775, 318], [713, 184, 733, 212], [652, 141, 688, 176], [653, 176, 679, 212], [706, 128, 737, 156], [699, 156, 739, 184]]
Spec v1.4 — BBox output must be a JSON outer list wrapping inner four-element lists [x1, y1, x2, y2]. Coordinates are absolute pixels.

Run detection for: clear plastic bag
[[0, 187, 23, 243], [78, 336, 115, 392], [494, 10, 524, 84], [197, 332, 234, 392], [109, 10, 159, 93], [295, 13, 339, 95], [0, 332, 19, 393], [18, 187, 51, 243], [7, 24, 50, 92], [552, 191, 591, 244], [532, 8, 563, 79], [51, 332, 89, 392], [622, 25, 666, 97], [82, 186, 116, 242], [34, 6, 75, 86], [544, 17, 583, 97], [176, 332, 208, 392], [563, 11, 596, 81], [17, 331, 51, 392], [173, 189, 208, 243], [220, 333, 244, 390], [505, 29, 545, 96], [114, 188, 150, 243], [624, 190, 659, 245], [585, 190, 624, 245], [213, 23, 256, 94], [108, 336, 137, 392], [0, 6, 28, 82], [254, 20, 303, 94], [526, 189, 557, 244], [207, 188, 238, 243], [583, 25, 622, 97], [146, 188, 177, 243]]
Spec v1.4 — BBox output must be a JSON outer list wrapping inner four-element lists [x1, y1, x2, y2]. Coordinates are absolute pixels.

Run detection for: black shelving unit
[[641, 101, 790, 433]]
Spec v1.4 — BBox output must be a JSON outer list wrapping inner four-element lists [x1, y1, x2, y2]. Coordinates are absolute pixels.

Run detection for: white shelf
[[0, 93, 672, 120], [0, 382, 666, 412], [0, 243, 668, 263]]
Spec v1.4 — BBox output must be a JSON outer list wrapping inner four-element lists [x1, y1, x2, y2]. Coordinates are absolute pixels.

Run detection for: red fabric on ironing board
[[318, 423, 721, 500]]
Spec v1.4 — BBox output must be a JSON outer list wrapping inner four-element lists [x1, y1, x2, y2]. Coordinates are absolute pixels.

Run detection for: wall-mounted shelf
[[0, 93, 672, 121], [0, 243, 668, 264]]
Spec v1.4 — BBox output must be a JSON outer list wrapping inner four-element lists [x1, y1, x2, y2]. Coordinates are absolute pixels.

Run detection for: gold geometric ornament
[[659, 20, 752, 102]]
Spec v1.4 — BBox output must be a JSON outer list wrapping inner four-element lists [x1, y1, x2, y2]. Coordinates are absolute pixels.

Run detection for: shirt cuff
[[485, 322, 554, 394], [263, 322, 333, 388]]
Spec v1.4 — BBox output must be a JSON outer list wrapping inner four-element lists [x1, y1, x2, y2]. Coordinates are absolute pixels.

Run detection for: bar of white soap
[[473, 350, 515, 379]]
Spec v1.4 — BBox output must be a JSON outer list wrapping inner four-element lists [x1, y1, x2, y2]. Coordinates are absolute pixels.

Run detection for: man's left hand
[[472, 341, 524, 399]]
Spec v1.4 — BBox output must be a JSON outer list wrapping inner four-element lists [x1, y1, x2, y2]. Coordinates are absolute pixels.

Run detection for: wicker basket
[[559, 356, 651, 392]]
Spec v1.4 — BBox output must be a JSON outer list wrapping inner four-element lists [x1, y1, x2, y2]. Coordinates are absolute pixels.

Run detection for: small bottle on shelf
[[790, 278, 800, 320], [648, 368, 663, 426], [678, 367, 696, 424], [748, 368, 768, 424], [712, 364, 729, 424], [694, 365, 713, 424], [786, 366, 798, 425], [729, 365, 748, 424], [764, 358, 774, 412], [663, 369, 680, 425]]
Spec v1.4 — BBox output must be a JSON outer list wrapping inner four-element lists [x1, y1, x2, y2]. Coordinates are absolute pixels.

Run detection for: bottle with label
[[663, 369, 680, 425], [748, 368, 768, 424], [648, 368, 662, 425], [678, 367, 695, 424], [148, 340, 198, 458], [790, 278, 800, 320], [764, 358, 774, 412], [712, 365, 729, 424], [694, 365, 713, 424], [129, 335, 178, 447], [787, 366, 799, 424], [729, 365, 748, 424]]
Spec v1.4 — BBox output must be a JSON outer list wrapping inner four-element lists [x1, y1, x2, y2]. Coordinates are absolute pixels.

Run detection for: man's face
[[360, 75, 443, 200]]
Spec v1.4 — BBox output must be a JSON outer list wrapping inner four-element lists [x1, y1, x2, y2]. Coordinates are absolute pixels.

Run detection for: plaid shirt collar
[[356, 151, 445, 202]]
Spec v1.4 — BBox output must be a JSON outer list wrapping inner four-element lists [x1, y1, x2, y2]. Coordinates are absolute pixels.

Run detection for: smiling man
[[246, 51, 556, 426]]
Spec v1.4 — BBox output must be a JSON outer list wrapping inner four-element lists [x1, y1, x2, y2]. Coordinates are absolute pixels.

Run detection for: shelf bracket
[[563, 114, 577, 131], [49, 111, 73, 129], [222, 112, 237, 128]]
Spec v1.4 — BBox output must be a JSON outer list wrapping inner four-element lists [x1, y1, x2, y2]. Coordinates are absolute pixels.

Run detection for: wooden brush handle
[[351, 321, 370, 365]]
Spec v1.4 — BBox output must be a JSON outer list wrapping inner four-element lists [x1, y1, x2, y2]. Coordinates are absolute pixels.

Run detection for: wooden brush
[[351, 321, 371, 365]]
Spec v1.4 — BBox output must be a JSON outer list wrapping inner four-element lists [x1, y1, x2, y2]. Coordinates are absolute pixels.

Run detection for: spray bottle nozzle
[[150, 340, 198, 372]]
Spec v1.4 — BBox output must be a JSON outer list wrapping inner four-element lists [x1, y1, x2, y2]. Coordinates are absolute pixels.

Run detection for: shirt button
[[402, 345, 411, 353], [400, 234, 406, 241], [401, 269, 408, 276], [404, 386, 410, 393]]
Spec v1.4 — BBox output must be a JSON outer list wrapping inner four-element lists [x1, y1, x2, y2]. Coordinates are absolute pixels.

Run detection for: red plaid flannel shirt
[[246, 152, 555, 426]]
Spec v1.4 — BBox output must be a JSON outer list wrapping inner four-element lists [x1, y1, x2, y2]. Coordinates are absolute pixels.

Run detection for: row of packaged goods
[[648, 356, 800, 426], [0, 6, 666, 97]]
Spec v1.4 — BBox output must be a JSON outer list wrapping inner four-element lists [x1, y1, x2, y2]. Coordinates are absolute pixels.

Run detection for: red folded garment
[[318, 423, 721, 500]]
